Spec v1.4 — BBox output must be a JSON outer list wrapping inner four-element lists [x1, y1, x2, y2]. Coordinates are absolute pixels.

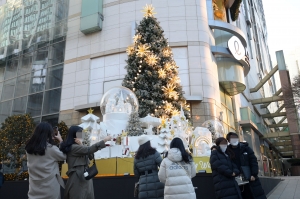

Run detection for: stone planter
[[291, 166, 300, 176]]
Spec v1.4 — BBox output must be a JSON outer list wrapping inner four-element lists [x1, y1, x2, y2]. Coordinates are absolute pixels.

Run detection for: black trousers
[[240, 183, 254, 199]]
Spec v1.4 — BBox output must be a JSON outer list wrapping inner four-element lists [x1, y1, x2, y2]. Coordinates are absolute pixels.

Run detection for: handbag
[[134, 182, 139, 197], [84, 148, 98, 180], [235, 176, 249, 186]]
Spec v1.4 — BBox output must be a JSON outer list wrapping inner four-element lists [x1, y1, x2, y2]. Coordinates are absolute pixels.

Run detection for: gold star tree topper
[[87, 108, 94, 114], [142, 4, 157, 18]]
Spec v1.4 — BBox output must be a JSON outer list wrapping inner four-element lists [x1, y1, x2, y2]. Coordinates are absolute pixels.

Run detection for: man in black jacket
[[226, 132, 266, 199]]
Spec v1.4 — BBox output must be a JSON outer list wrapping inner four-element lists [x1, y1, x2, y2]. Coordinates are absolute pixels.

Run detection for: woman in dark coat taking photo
[[134, 135, 164, 199], [210, 137, 242, 199]]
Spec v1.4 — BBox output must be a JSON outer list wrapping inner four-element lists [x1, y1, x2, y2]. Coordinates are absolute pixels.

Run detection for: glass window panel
[[0, 100, 12, 124], [46, 64, 63, 89], [29, 69, 46, 93], [15, 74, 30, 97], [34, 47, 48, 67], [26, 92, 43, 117], [220, 86, 226, 105], [225, 95, 233, 111], [50, 41, 65, 66], [1, 78, 16, 101], [0, 62, 5, 82], [43, 88, 61, 115], [4, 59, 18, 80], [0, 82, 2, 97], [221, 105, 228, 124], [18, 52, 34, 75], [42, 114, 59, 127], [12, 96, 27, 115], [228, 110, 235, 128], [32, 117, 41, 126]]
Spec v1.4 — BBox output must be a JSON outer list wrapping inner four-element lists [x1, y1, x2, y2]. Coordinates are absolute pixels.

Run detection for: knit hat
[[138, 135, 151, 145]]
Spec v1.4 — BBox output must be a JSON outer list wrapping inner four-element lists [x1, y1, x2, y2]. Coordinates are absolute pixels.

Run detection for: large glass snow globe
[[202, 119, 225, 143], [100, 86, 139, 116]]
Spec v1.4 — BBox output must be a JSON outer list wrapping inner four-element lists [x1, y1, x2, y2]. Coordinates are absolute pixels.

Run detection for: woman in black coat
[[226, 132, 266, 199], [134, 135, 164, 199], [210, 137, 242, 199]]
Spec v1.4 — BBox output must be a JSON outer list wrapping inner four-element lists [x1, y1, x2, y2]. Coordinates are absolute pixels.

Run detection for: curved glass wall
[[0, 0, 69, 126]]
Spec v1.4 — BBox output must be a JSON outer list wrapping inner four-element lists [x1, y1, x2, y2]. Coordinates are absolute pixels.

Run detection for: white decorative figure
[[192, 127, 213, 157], [144, 124, 154, 135]]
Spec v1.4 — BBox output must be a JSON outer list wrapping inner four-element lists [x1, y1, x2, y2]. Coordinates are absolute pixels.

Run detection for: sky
[[263, 0, 300, 79]]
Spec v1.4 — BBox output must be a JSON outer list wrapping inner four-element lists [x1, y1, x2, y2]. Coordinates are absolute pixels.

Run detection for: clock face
[[228, 36, 246, 61]]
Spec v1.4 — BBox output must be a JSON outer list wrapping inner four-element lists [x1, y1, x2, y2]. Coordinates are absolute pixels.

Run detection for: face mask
[[220, 145, 227, 152], [230, 138, 239, 146]]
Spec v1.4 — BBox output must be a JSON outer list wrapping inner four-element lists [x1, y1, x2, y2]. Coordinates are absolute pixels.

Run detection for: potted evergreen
[[287, 158, 300, 176]]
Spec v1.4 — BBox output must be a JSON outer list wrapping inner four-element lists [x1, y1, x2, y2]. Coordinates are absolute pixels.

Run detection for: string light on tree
[[136, 44, 150, 57], [164, 62, 173, 71], [165, 102, 173, 113], [133, 34, 142, 43], [146, 54, 159, 66], [122, 4, 190, 119], [158, 68, 166, 78], [126, 45, 135, 55], [162, 47, 172, 57]]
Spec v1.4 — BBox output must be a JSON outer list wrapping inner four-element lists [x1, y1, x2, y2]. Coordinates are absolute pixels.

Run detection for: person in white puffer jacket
[[158, 137, 196, 199]]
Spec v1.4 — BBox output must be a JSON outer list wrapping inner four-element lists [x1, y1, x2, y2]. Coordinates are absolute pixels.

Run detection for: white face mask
[[220, 145, 227, 152], [230, 138, 239, 146]]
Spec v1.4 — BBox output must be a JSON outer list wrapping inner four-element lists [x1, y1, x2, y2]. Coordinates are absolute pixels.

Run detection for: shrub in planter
[[287, 158, 300, 176]]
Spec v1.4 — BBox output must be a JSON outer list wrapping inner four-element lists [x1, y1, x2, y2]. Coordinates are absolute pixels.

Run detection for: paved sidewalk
[[267, 176, 300, 199]]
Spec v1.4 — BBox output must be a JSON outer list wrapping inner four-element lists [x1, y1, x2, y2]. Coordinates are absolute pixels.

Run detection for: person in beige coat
[[60, 126, 111, 199], [26, 122, 66, 199], [158, 138, 196, 199]]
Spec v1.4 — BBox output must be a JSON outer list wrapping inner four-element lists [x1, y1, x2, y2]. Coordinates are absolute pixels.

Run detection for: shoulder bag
[[240, 151, 251, 181], [84, 147, 98, 180]]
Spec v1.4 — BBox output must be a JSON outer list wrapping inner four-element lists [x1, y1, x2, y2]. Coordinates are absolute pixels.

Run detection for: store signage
[[228, 36, 245, 61]]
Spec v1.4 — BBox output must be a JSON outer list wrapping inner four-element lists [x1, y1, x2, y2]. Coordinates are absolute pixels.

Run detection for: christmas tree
[[57, 121, 69, 140], [126, 111, 144, 136], [122, 4, 190, 120], [157, 120, 171, 153], [0, 114, 35, 171], [79, 108, 100, 146]]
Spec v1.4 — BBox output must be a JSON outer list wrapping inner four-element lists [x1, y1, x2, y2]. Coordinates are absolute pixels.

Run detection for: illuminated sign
[[228, 36, 245, 60]]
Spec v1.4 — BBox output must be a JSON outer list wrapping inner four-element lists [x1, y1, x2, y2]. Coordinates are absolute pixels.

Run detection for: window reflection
[[27, 92, 43, 117], [43, 88, 61, 115], [4, 59, 18, 80], [18, 53, 34, 75], [12, 96, 27, 115], [46, 64, 63, 89], [15, 74, 30, 98], [30, 67, 47, 93], [0, 100, 12, 124], [1, 78, 16, 101]]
